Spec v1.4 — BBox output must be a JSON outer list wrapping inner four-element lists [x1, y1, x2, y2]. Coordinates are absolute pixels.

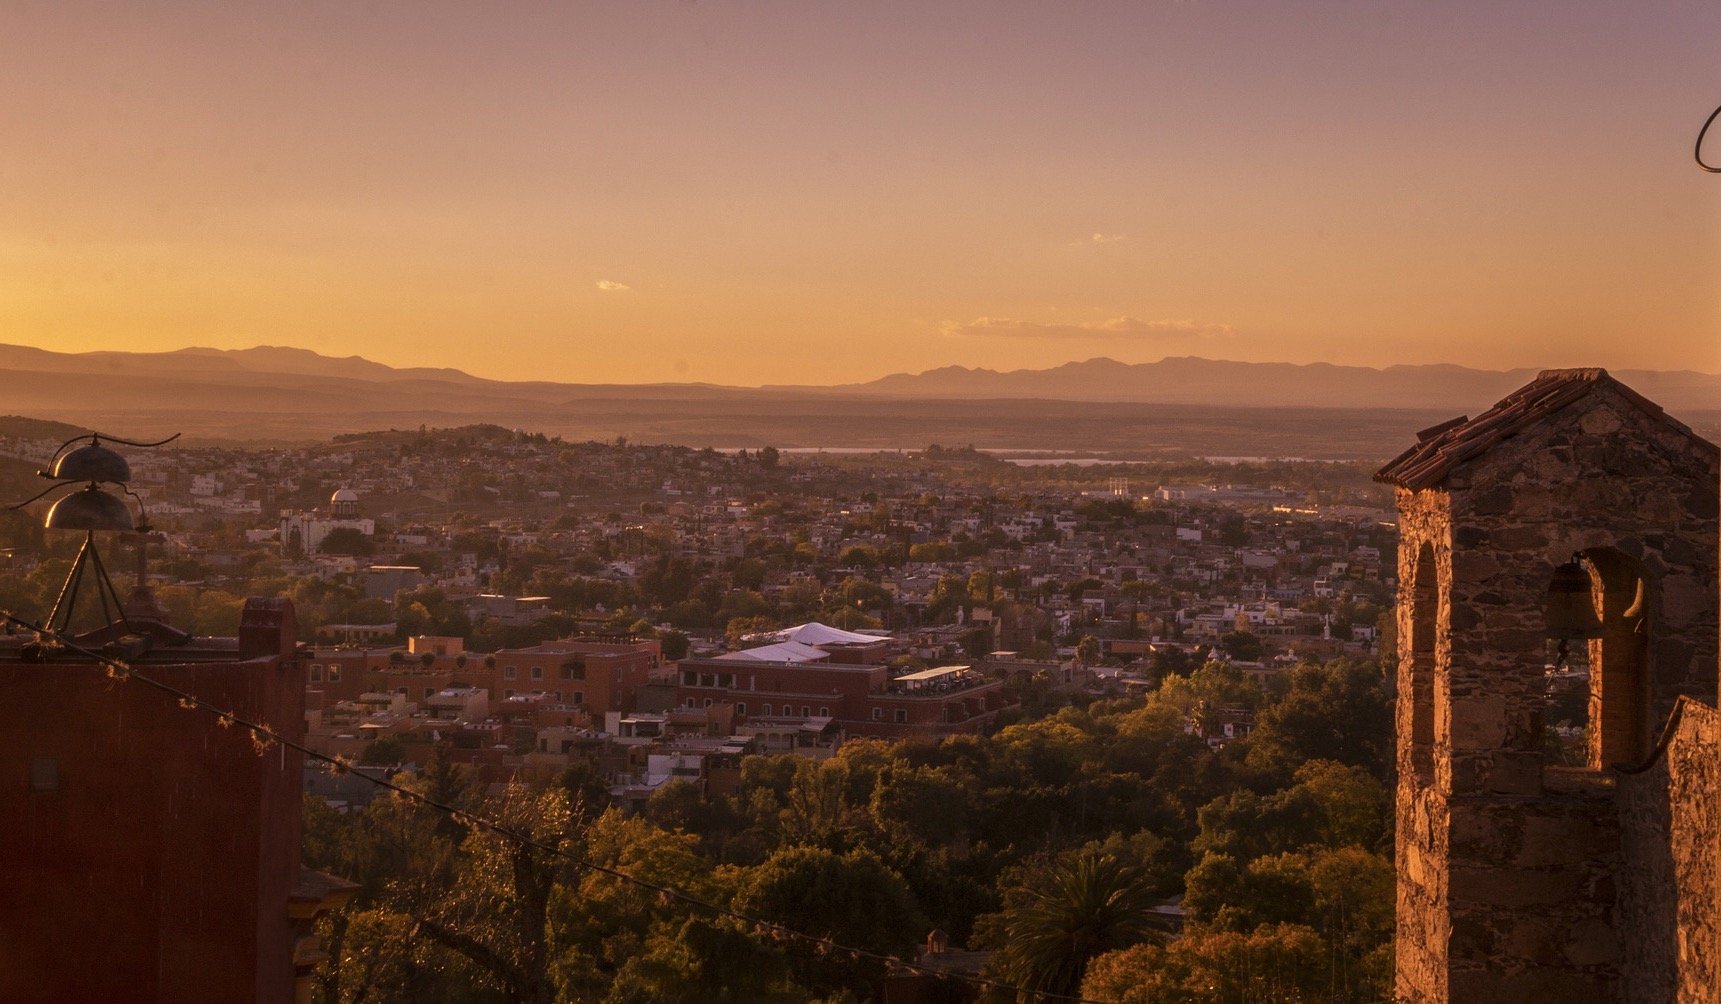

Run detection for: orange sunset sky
[[4, 1, 1721, 386]]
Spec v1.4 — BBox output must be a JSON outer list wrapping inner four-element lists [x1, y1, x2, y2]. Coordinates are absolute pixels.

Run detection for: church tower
[[1377, 369, 1718, 1001]]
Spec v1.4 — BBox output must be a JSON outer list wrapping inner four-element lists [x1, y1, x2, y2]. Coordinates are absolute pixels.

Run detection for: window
[[505, 689, 515, 698], [1408, 542, 1437, 782], [310, 665, 324, 682], [327, 667, 341, 682], [703, 698, 713, 708], [504, 666, 517, 679], [685, 698, 696, 708], [894, 710, 907, 724], [871, 708, 882, 721], [801, 706, 810, 717], [762, 704, 773, 715], [735, 702, 746, 715], [530, 666, 543, 680], [818, 706, 829, 716]]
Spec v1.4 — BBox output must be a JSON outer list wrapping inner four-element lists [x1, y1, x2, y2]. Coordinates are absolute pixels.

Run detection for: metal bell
[[46, 440, 130, 485], [1545, 559, 1604, 642], [43, 485, 135, 532]]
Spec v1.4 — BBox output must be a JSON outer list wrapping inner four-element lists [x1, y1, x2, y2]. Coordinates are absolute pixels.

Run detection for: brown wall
[[0, 651, 306, 1003]]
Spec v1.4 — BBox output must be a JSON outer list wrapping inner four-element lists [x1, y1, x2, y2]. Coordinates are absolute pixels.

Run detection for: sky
[[3, 1, 1721, 386]]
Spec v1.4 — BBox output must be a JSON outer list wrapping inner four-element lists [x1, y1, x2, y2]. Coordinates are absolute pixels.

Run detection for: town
[[0, 420, 1395, 795], [0, 418, 1408, 1001]]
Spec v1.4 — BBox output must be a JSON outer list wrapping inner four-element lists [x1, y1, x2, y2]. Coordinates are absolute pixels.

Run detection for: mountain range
[[0, 344, 1714, 456]]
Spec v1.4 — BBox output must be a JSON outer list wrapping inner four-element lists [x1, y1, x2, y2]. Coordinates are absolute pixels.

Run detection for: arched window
[[1582, 548, 1650, 767], [1408, 541, 1437, 782]]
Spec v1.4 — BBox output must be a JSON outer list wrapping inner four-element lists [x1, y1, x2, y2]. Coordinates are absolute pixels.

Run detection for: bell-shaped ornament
[[47, 441, 130, 485], [43, 485, 135, 532], [1545, 559, 1604, 642]]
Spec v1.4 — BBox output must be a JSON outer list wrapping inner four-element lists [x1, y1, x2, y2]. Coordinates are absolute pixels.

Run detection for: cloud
[[941, 316, 1235, 340], [1067, 232, 1126, 247], [595, 279, 632, 292]]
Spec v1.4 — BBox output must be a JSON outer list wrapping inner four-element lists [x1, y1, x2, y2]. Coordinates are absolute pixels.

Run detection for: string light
[[0, 609, 1113, 1004]]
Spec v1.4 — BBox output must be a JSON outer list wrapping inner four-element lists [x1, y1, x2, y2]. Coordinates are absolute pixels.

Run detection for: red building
[[307, 635, 660, 717], [0, 598, 348, 1002], [672, 653, 1016, 739]]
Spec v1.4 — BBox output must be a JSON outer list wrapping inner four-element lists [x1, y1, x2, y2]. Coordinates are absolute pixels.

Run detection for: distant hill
[[0, 343, 1712, 456], [805, 356, 1721, 412]]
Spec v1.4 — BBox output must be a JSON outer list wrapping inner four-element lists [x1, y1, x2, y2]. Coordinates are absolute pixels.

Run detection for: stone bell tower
[[1376, 369, 1719, 1001]]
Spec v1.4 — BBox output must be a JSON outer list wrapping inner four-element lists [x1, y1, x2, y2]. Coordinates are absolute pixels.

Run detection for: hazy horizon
[[6, 3, 1721, 386]]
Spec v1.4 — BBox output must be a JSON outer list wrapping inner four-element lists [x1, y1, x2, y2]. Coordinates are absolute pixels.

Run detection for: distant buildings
[[280, 487, 375, 553]]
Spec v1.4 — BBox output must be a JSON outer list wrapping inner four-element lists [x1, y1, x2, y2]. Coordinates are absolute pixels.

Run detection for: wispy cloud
[[941, 316, 1234, 340], [1084, 232, 1125, 244], [595, 279, 632, 292]]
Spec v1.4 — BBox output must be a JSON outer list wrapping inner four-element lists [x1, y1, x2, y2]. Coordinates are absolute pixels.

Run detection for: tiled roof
[[1375, 368, 1716, 490]]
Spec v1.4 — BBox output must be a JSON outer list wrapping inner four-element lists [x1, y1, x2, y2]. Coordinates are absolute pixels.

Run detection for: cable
[[0, 610, 1112, 1004], [1698, 103, 1721, 173]]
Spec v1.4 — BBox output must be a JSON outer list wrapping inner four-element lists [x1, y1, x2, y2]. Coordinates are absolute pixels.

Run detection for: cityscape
[[4, 3, 1721, 1003]]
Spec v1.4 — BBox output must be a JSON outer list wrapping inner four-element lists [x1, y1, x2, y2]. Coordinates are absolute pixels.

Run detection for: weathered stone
[[1449, 866, 1581, 907], [1382, 371, 1720, 1003]]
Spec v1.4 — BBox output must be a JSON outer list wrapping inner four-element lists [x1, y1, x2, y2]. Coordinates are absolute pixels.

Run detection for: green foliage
[[360, 734, 409, 766], [655, 628, 690, 661], [732, 846, 926, 995], [1083, 922, 1330, 1003], [1244, 659, 1392, 779], [1219, 629, 1264, 662], [979, 849, 1165, 999], [306, 654, 1394, 1003], [319, 526, 374, 556]]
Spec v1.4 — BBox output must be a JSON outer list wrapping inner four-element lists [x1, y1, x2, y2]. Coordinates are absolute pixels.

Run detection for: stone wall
[[1617, 698, 1721, 1003], [1391, 383, 1720, 1002], [1395, 488, 1451, 1003]]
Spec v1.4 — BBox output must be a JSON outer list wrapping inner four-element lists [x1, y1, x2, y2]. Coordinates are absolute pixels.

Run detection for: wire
[[0, 610, 1112, 1004], [1698, 103, 1721, 173]]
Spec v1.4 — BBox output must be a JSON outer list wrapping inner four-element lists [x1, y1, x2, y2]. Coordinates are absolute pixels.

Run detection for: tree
[[405, 782, 581, 1004], [731, 846, 926, 995], [1076, 635, 1102, 668], [980, 850, 1163, 999], [320, 527, 374, 556], [1219, 629, 1264, 662], [1082, 923, 1329, 1003], [656, 628, 691, 661], [361, 734, 409, 766], [1245, 659, 1392, 779]]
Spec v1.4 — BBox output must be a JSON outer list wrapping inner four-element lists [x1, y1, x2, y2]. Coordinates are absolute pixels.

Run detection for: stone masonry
[[1378, 369, 1721, 1002]]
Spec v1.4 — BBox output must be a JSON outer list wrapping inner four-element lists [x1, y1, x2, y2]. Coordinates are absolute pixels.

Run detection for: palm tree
[[990, 851, 1163, 999]]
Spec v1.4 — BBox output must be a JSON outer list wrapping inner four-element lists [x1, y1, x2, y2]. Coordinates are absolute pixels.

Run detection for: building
[[672, 653, 1015, 739], [280, 487, 375, 554], [0, 597, 350, 1001], [1378, 369, 1721, 1001], [308, 635, 659, 716]]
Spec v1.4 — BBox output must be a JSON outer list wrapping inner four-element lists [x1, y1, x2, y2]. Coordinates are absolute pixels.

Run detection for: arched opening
[[1582, 548, 1650, 768], [1407, 541, 1437, 782]]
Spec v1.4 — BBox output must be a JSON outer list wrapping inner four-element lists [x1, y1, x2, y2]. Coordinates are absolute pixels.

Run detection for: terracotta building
[[0, 597, 349, 1002], [672, 654, 1016, 739], [308, 635, 660, 716], [1379, 369, 1721, 1001]]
